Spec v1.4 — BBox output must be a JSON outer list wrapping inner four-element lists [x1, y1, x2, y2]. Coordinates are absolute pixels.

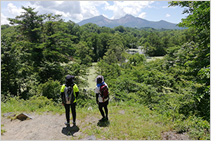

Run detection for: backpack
[[64, 85, 75, 104], [100, 84, 109, 102]]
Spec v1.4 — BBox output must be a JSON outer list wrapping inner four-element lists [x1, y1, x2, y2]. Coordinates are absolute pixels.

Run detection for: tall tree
[[8, 6, 44, 68], [169, 1, 210, 120]]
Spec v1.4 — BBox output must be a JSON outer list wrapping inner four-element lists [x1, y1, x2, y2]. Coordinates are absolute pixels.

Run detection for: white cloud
[[7, 3, 24, 16], [105, 1, 154, 19], [138, 12, 147, 19], [166, 13, 171, 17], [2, 1, 154, 24], [28, 1, 109, 22], [1, 13, 9, 25]]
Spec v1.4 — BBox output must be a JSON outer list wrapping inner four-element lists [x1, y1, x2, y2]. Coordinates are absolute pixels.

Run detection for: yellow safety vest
[[60, 84, 79, 103]]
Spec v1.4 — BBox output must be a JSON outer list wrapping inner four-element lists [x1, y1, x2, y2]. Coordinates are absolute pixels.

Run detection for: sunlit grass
[[1, 96, 209, 140], [75, 101, 172, 140], [85, 62, 98, 90], [1, 96, 65, 115], [147, 56, 164, 62]]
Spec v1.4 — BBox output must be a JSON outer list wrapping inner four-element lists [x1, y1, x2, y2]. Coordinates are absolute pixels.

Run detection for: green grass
[[1, 95, 209, 140], [75, 101, 172, 140], [1, 124, 6, 135], [1, 96, 65, 115], [147, 56, 164, 62], [84, 62, 97, 90], [1, 96, 173, 140]]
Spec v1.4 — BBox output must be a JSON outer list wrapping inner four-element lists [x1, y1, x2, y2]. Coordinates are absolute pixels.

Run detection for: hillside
[[0, 60, 186, 140], [1, 100, 189, 140], [1, 60, 209, 140], [78, 14, 184, 29]]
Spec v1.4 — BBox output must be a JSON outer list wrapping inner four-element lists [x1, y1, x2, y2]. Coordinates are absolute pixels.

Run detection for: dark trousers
[[98, 100, 109, 118], [64, 103, 76, 123]]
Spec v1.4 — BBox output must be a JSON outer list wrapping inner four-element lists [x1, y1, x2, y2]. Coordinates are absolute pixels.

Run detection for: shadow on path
[[61, 125, 80, 136]]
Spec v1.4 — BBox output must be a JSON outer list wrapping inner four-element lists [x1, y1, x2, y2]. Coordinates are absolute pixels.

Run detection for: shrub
[[174, 116, 210, 140], [76, 89, 96, 107], [37, 80, 61, 103]]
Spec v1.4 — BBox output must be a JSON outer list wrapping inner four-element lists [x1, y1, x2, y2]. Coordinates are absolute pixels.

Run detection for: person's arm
[[60, 85, 65, 105], [73, 84, 79, 100], [96, 94, 99, 104], [95, 87, 99, 104], [76, 92, 79, 98], [61, 92, 64, 105]]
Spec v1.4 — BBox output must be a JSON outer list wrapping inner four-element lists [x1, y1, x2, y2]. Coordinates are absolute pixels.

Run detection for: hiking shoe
[[105, 117, 109, 121], [99, 117, 106, 122], [73, 122, 76, 126], [65, 122, 70, 126]]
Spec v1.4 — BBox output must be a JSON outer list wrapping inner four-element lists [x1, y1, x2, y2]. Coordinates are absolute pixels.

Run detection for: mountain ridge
[[78, 14, 184, 29]]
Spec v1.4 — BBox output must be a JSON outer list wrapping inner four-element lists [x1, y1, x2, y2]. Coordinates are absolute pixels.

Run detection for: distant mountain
[[78, 14, 184, 30]]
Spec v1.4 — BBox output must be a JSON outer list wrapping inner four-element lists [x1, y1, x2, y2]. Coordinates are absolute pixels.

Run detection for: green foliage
[[141, 30, 190, 56], [77, 90, 96, 107], [169, 1, 210, 121], [127, 53, 146, 66], [8, 6, 44, 43], [37, 80, 61, 102], [169, 1, 210, 47], [174, 116, 210, 140], [75, 41, 93, 65], [38, 61, 65, 83], [96, 60, 121, 82]]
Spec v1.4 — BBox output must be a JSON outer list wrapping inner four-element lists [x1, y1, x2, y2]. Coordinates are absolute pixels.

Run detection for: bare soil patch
[[1, 113, 83, 140]]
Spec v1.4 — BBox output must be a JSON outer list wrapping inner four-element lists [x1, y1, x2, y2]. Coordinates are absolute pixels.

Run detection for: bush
[[37, 80, 61, 103], [174, 116, 210, 140], [76, 89, 96, 107], [27, 96, 54, 109]]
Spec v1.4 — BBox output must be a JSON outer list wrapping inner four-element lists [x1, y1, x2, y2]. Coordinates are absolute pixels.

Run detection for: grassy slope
[[1, 99, 172, 140], [76, 101, 172, 140], [1, 61, 172, 140], [84, 62, 97, 90], [2, 61, 208, 140]]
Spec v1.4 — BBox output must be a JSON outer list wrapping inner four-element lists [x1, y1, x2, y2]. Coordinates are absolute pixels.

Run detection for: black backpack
[[64, 85, 75, 104], [64, 75, 75, 104]]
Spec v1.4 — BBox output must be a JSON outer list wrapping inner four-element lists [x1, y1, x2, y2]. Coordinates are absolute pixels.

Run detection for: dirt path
[[1, 113, 87, 140]]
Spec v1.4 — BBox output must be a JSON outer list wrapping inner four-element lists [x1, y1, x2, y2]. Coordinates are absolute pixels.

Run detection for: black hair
[[65, 75, 75, 86], [96, 75, 104, 84]]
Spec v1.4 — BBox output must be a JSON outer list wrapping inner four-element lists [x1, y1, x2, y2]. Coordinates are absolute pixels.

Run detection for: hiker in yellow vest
[[60, 75, 79, 127]]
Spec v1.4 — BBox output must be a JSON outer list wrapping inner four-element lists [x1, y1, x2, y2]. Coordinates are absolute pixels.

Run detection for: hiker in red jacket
[[95, 75, 109, 122]]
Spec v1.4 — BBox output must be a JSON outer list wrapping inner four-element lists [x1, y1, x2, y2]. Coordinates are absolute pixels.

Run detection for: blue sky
[[1, 1, 188, 25]]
